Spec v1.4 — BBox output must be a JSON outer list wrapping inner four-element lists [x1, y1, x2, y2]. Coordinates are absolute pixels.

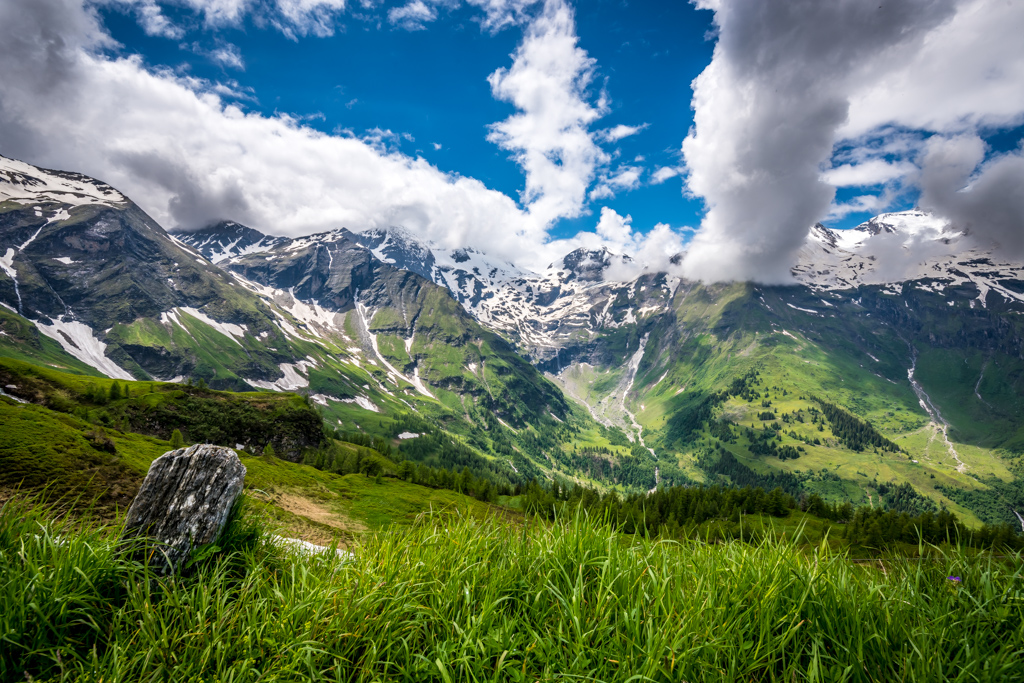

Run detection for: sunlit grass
[[3, 497, 1022, 682]]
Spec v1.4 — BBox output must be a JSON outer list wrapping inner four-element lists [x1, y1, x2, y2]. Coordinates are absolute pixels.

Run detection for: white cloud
[[179, 0, 252, 26], [0, 0, 553, 268], [821, 159, 917, 187], [118, 0, 185, 38], [826, 193, 894, 220], [0, 0, 693, 277], [202, 42, 245, 69], [551, 208, 687, 282], [183, 41, 246, 70], [919, 135, 1024, 257], [593, 206, 630, 243], [387, 0, 437, 30], [466, 0, 539, 32], [486, 0, 609, 226], [273, 0, 348, 38], [102, 0, 348, 38], [596, 123, 647, 143], [840, 0, 1024, 138], [589, 165, 642, 200], [650, 166, 679, 185], [680, 0, 966, 284]]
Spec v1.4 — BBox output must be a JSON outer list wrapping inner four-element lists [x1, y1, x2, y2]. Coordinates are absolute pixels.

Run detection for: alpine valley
[[3, 153, 1023, 529]]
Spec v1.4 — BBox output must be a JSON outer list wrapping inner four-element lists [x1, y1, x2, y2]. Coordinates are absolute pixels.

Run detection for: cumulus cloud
[[0, 0, 559, 266], [679, 0, 1024, 284], [650, 166, 680, 185], [486, 0, 610, 226], [0, 0, 702, 280], [679, 0, 968, 284], [596, 123, 647, 143], [918, 135, 1024, 258], [589, 165, 642, 201], [537, 207, 687, 282], [841, 0, 1024, 138], [821, 159, 917, 188]]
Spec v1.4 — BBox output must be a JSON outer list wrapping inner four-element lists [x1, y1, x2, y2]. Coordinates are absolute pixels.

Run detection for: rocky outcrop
[[122, 444, 246, 573]]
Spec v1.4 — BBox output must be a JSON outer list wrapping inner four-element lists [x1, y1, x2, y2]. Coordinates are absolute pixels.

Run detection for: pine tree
[[170, 429, 184, 449], [263, 442, 276, 459], [109, 382, 122, 401]]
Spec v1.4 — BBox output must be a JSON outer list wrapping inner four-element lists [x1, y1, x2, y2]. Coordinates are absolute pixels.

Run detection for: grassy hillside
[[2, 503, 1021, 682], [0, 358, 501, 537], [570, 281, 1024, 528]]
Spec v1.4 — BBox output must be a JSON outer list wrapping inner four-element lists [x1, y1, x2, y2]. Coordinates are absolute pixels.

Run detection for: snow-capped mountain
[[0, 154, 306, 385], [0, 155, 126, 209], [179, 221, 290, 264], [9, 154, 1024, 522], [175, 207, 1024, 374], [179, 224, 675, 364], [792, 210, 1024, 309]]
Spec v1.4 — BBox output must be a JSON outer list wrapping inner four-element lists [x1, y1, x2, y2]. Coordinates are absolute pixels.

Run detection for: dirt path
[[253, 490, 368, 546]]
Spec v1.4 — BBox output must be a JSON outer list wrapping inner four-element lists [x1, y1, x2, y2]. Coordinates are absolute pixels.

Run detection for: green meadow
[[2, 499, 1022, 682]]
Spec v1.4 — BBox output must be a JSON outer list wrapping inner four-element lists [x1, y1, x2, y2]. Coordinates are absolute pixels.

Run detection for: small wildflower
[[947, 576, 962, 583]]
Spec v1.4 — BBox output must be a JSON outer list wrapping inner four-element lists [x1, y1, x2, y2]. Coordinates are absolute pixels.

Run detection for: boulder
[[122, 444, 246, 573]]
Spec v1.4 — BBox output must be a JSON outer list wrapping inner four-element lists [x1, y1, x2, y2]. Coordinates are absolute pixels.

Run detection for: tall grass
[[2, 499, 1022, 682]]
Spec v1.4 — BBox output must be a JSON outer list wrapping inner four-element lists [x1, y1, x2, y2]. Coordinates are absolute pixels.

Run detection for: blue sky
[[96, 0, 715, 241], [1, 0, 1022, 279]]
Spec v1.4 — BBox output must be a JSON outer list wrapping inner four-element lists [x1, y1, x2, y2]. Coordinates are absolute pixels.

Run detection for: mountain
[[196, 225, 572, 430], [4, 153, 1024, 528], [1, 154, 601, 488], [178, 220, 289, 264], [0, 155, 302, 387], [794, 210, 1024, 304], [173, 211, 1024, 525]]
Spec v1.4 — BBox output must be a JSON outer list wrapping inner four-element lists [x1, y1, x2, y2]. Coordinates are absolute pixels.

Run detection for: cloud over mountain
[[0, 0, 558, 265], [680, 0, 1024, 284]]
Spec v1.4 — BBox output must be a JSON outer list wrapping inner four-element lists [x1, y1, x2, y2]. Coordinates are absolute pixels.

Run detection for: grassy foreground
[[2, 500, 1023, 683]]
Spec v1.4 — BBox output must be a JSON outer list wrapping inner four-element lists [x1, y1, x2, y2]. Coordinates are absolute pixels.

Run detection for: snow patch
[[341, 395, 381, 412], [161, 307, 247, 345], [35, 318, 134, 380], [247, 361, 316, 391], [0, 156, 126, 207]]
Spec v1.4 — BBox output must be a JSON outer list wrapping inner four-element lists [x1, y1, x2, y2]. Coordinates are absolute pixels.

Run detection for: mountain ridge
[[5, 153, 1024, 527]]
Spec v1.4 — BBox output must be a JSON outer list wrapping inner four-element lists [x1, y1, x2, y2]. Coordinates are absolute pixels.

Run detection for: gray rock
[[122, 444, 246, 573]]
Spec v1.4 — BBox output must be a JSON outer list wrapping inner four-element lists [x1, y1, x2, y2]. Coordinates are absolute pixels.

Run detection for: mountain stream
[[620, 334, 659, 487], [906, 346, 966, 473]]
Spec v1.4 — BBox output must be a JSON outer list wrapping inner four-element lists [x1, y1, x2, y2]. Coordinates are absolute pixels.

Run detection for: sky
[[0, 0, 1022, 280]]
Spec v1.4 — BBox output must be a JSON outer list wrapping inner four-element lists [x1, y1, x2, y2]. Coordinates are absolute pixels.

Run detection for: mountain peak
[[351, 226, 436, 281], [855, 209, 952, 238], [553, 246, 632, 282], [174, 221, 288, 263], [0, 154, 126, 208]]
